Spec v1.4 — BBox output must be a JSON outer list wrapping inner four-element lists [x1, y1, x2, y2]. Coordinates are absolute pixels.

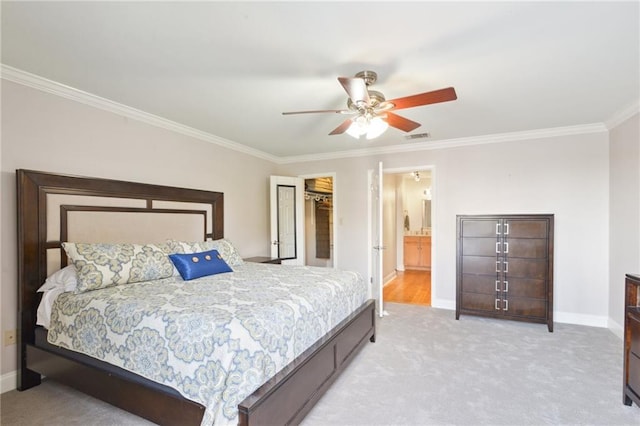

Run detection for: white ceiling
[[2, 1, 639, 159]]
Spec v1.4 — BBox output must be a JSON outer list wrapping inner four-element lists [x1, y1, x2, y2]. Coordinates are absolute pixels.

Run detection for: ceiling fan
[[282, 71, 457, 139]]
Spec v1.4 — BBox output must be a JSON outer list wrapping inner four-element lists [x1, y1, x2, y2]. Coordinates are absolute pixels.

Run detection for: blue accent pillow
[[168, 249, 233, 281]]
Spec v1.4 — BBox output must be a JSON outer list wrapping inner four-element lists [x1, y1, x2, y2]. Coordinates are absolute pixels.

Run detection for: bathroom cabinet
[[404, 236, 431, 270]]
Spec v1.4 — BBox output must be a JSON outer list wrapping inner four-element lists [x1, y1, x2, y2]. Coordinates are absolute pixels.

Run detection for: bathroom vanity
[[403, 235, 431, 270]]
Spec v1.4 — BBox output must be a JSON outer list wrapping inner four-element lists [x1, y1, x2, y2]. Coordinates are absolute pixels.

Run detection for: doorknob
[[272, 240, 280, 246]]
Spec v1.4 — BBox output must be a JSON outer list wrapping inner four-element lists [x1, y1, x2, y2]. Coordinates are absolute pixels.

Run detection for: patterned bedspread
[[47, 262, 368, 425]]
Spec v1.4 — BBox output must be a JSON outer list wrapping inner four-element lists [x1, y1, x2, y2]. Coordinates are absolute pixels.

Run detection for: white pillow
[[37, 265, 78, 293]]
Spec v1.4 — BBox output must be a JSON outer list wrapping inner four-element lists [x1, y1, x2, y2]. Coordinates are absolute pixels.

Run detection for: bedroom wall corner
[[608, 111, 640, 337], [1, 371, 16, 394]]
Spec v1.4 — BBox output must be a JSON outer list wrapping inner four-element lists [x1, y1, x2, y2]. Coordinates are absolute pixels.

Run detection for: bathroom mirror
[[422, 199, 431, 229], [277, 185, 296, 259]]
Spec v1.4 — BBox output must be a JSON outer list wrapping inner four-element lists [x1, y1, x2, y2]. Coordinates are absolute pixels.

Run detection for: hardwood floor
[[383, 270, 431, 306]]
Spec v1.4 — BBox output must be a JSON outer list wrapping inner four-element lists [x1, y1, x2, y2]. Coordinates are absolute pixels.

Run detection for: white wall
[[278, 131, 610, 324], [0, 80, 277, 380], [608, 112, 640, 336]]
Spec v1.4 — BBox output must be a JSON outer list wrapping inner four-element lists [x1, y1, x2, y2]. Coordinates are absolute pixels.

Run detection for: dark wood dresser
[[624, 273, 640, 407], [456, 214, 554, 331]]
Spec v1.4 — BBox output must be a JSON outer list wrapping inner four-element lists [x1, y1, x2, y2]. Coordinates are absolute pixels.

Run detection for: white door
[[270, 176, 305, 265], [368, 161, 385, 317]]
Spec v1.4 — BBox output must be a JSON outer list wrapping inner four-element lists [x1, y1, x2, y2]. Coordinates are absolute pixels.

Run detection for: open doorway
[[303, 176, 334, 267], [382, 169, 432, 306]]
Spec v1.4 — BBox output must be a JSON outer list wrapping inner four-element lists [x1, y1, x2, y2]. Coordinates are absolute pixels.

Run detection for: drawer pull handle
[[504, 223, 509, 235], [496, 223, 500, 235], [495, 299, 500, 310], [504, 281, 509, 292], [504, 242, 509, 253], [495, 280, 500, 292], [504, 261, 509, 273], [496, 261, 500, 272], [503, 299, 509, 311]]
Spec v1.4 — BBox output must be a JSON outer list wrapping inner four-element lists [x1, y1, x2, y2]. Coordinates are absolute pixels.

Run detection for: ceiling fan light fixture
[[346, 114, 389, 140], [346, 117, 369, 138], [366, 116, 389, 139]]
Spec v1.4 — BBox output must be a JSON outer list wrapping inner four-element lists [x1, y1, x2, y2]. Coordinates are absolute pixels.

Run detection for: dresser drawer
[[630, 316, 640, 355], [461, 256, 499, 275], [460, 220, 498, 237], [461, 292, 498, 312], [461, 274, 499, 295], [506, 277, 546, 299], [629, 353, 640, 394], [505, 219, 549, 238], [504, 238, 548, 258], [461, 237, 499, 256], [505, 258, 547, 280], [505, 297, 547, 319]]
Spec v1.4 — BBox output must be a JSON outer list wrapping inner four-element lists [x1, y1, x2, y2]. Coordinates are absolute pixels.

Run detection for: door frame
[[367, 162, 384, 316], [368, 164, 437, 307]]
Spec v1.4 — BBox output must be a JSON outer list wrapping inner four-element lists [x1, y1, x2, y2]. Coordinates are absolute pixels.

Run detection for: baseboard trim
[[607, 317, 624, 340], [429, 301, 613, 331], [554, 311, 609, 328], [431, 298, 455, 310], [383, 271, 397, 287], [1, 370, 17, 394]]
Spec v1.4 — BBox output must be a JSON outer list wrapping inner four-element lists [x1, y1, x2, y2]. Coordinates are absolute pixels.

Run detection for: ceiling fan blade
[[387, 87, 457, 110], [338, 77, 370, 105], [385, 112, 422, 132], [329, 119, 353, 135], [282, 109, 351, 115]]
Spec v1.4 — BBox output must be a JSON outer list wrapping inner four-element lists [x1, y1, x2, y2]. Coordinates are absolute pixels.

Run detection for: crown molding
[[2, 64, 613, 166], [277, 123, 608, 164], [604, 100, 640, 130], [0, 64, 280, 163]]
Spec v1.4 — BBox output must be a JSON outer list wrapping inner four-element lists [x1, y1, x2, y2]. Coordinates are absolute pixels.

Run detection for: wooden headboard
[[16, 169, 224, 390]]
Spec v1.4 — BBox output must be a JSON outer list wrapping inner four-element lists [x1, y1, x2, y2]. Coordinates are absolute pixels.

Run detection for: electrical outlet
[[4, 330, 16, 346]]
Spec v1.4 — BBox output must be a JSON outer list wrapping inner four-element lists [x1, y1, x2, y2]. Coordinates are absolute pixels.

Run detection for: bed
[[17, 169, 376, 425]]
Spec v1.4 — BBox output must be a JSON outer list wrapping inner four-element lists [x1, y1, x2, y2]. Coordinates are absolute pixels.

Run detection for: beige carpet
[[2, 303, 639, 425]]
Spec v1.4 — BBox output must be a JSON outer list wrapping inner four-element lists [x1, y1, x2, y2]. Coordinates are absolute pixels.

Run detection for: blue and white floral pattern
[[170, 238, 245, 266], [48, 263, 367, 426], [62, 242, 176, 293]]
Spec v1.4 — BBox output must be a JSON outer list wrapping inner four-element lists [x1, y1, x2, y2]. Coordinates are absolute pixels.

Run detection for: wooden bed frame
[[17, 169, 376, 425]]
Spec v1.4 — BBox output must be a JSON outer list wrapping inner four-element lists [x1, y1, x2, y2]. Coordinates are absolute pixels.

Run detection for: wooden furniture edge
[[26, 344, 205, 425], [624, 273, 640, 407], [238, 299, 376, 425]]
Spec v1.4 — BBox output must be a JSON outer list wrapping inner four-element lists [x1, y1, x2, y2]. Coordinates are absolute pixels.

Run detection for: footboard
[[238, 299, 376, 425]]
